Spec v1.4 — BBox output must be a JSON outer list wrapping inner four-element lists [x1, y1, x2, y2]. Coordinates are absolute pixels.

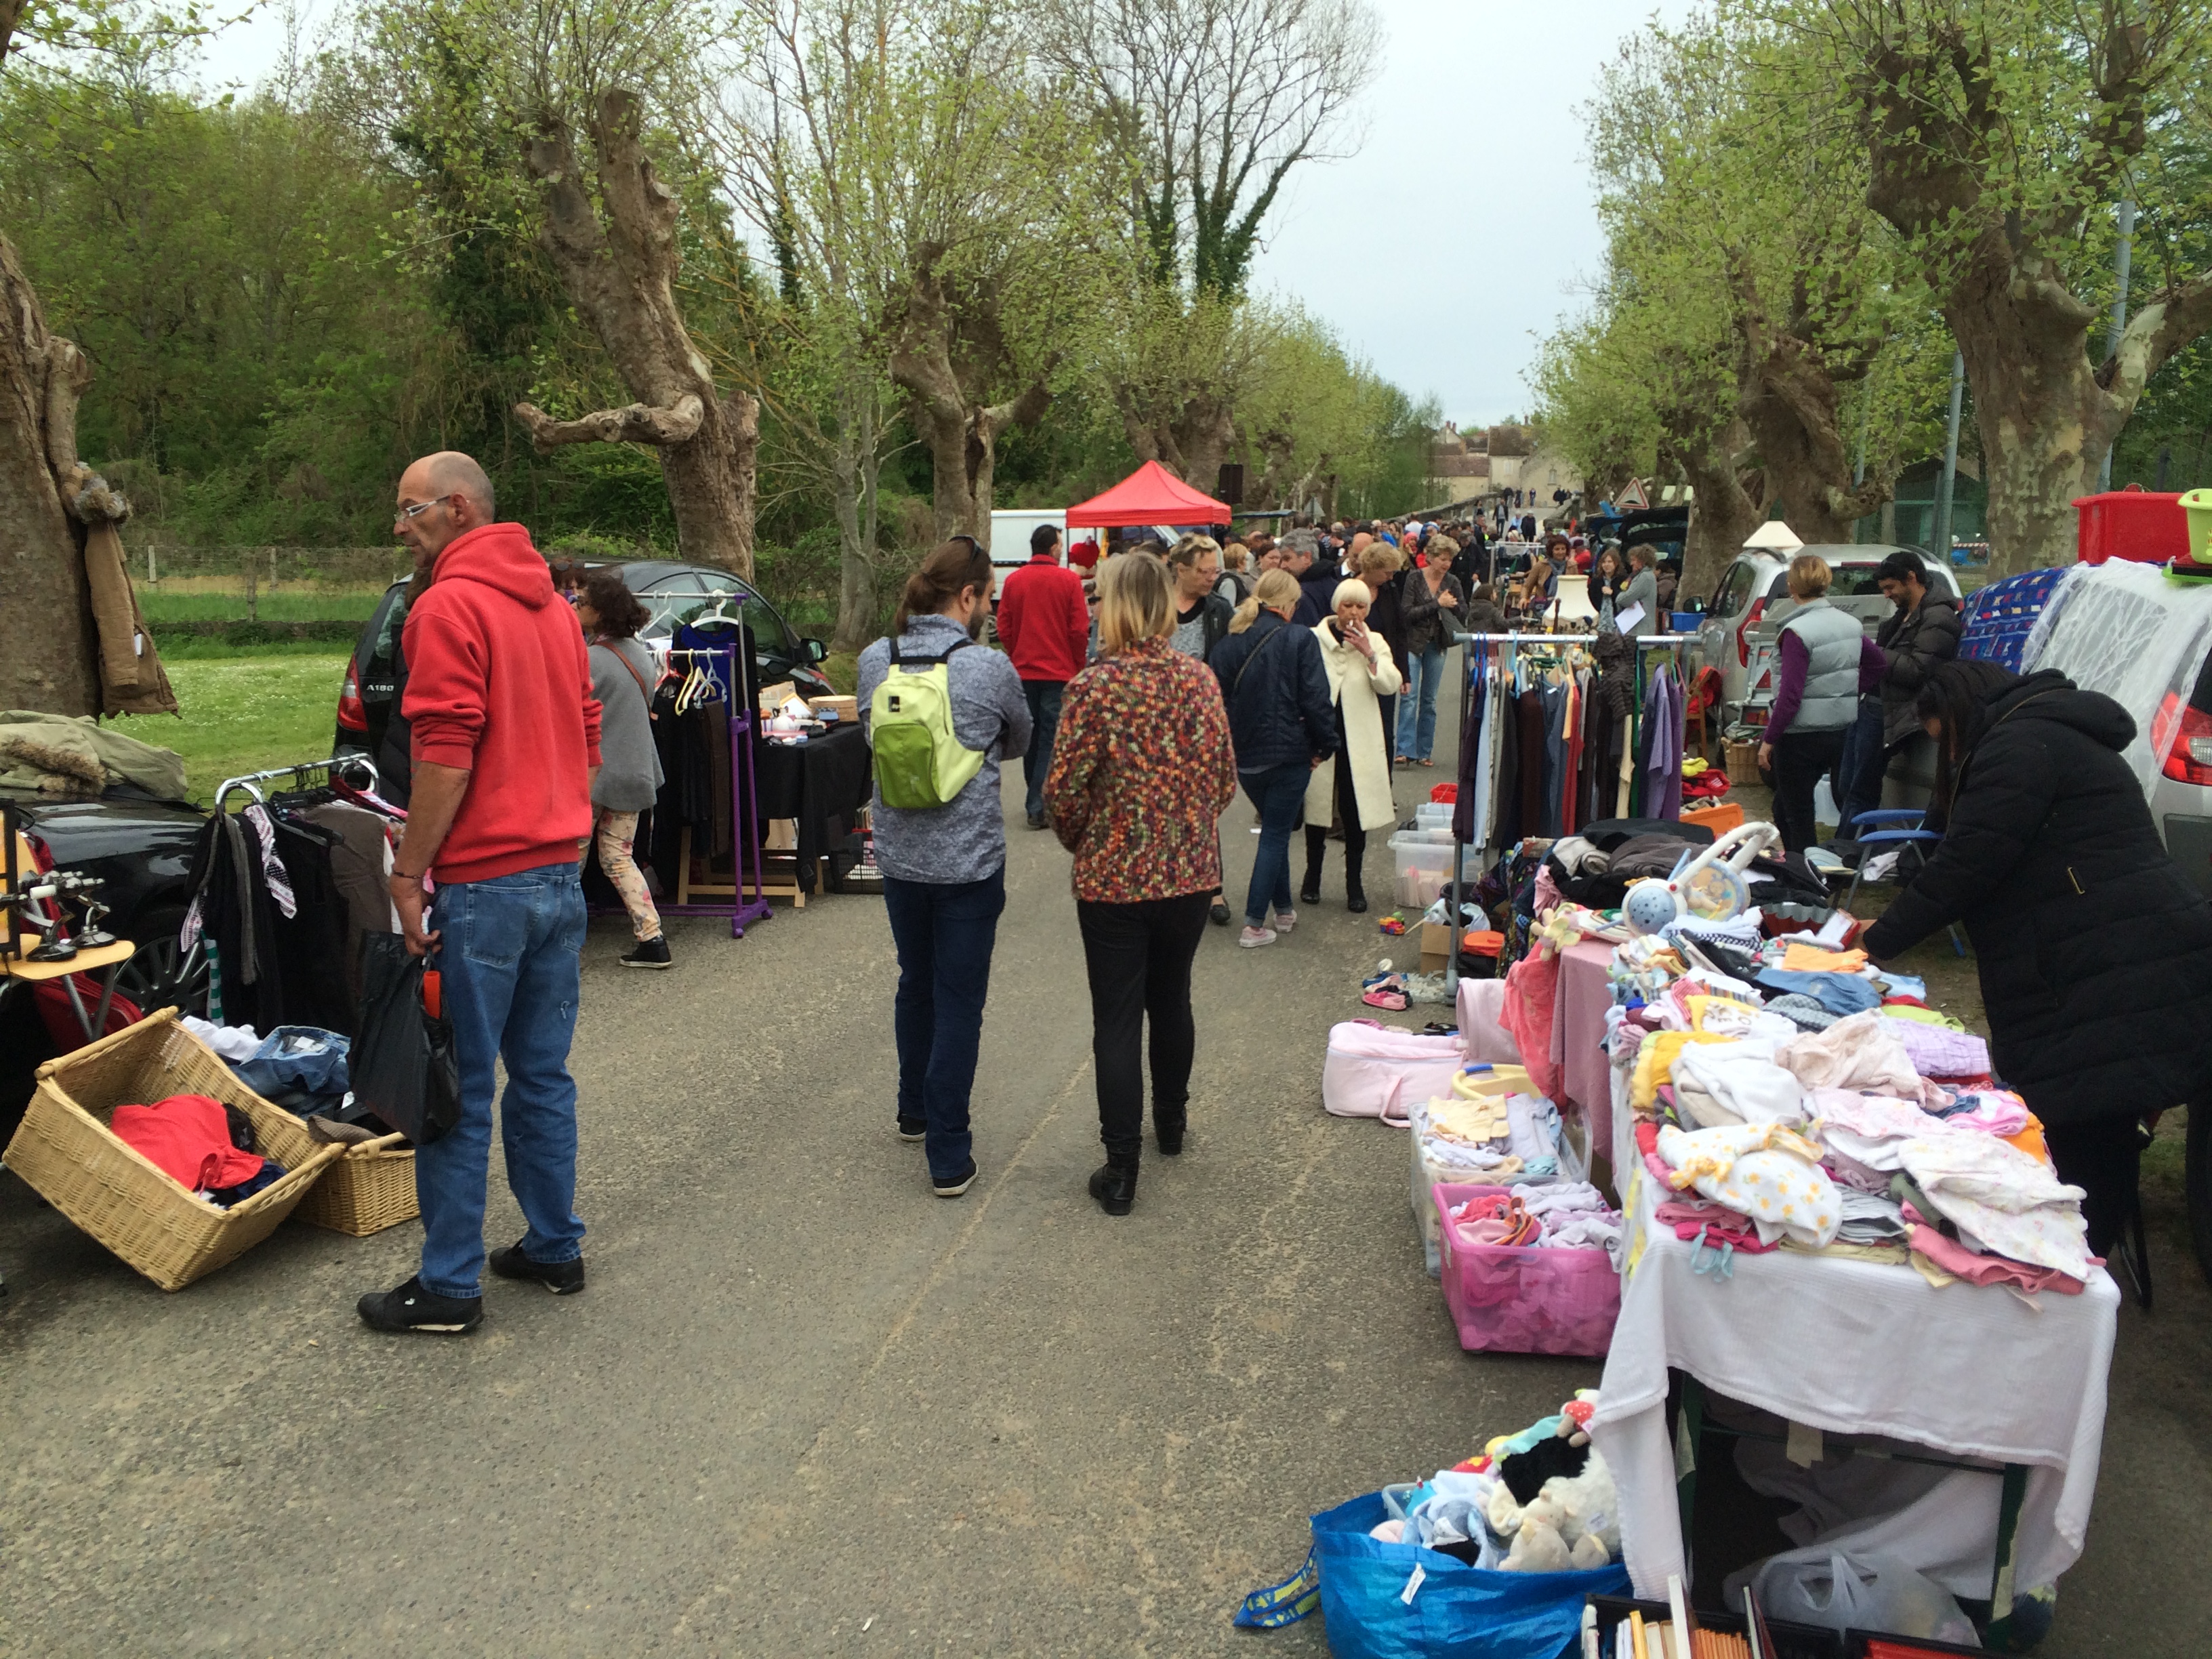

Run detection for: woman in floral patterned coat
[[1044, 552, 1239, 1216]]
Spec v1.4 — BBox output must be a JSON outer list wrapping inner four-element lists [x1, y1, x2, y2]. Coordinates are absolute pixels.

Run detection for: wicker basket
[[261, 1119, 417, 1237], [5, 1010, 342, 1290], [1724, 739, 1762, 785]]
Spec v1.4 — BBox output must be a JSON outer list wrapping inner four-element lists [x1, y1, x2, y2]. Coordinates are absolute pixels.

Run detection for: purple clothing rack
[[591, 641, 773, 938]]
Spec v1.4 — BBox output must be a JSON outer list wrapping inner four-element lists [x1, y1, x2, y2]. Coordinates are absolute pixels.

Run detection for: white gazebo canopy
[[1743, 520, 1804, 553]]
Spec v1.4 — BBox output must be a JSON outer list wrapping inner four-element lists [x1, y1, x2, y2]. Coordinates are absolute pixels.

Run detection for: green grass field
[[138, 590, 384, 623], [112, 653, 350, 804]]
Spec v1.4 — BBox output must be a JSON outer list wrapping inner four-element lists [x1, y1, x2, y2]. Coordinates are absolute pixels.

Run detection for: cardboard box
[[1420, 920, 1452, 960], [757, 680, 796, 715], [764, 817, 796, 851], [808, 695, 859, 722]]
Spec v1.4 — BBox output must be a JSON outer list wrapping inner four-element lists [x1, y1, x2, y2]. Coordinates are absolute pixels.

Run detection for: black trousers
[[2045, 1115, 2143, 1258], [1771, 726, 1848, 854], [1303, 754, 1368, 896], [1077, 889, 1212, 1161]]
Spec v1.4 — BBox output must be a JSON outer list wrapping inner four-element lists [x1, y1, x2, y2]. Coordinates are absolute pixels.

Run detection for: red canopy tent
[[1063, 460, 1232, 529]]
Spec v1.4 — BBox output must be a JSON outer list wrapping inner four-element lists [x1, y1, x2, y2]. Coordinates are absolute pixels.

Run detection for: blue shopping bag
[[1309, 1492, 1629, 1659]]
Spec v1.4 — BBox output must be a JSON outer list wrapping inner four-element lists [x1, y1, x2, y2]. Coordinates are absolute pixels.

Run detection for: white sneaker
[[1239, 925, 1277, 949], [1273, 909, 1297, 933]]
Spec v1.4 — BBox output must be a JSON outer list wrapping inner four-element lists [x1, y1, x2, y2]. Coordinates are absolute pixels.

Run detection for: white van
[[987, 510, 1067, 596]]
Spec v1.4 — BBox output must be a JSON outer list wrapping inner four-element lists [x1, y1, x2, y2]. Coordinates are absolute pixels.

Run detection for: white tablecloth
[[1590, 1065, 2118, 1600]]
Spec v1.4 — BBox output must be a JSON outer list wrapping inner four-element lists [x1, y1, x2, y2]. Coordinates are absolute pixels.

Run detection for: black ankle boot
[[1155, 1116, 1185, 1156], [1346, 880, 1368, 914], [1088, 1155, 1140, 1216], [1299, 869, 1322, 907]]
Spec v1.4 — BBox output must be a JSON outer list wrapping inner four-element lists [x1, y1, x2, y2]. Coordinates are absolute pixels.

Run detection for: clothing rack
[[212, 756, 384, 814], [648, 644, 773, 937], [1441, 632, 1696, 991]]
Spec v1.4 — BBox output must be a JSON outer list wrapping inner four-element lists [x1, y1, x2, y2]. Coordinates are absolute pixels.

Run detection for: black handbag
[[350, 933, 462, 1145]]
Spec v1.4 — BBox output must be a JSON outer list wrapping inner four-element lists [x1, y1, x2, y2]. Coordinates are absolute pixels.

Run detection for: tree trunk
[[1676, 424, 1761, 604], [514, 91, 759, 575], [0, 233, 171, 719], [830, 394, 879, 653], [1115, 387, 1234, 490], [0, 236, 96, 714]]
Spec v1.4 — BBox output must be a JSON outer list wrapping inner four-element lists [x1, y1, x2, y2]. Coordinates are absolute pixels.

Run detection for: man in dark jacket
[[1864, 663, 2212, 1255], [1209, 578, 1335, 946], [1284, 527, 1340, 626], [1837, 550, 1962, 835]]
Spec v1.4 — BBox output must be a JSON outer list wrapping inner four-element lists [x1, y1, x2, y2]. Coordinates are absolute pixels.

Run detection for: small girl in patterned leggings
[[577, 569, 671, 968]]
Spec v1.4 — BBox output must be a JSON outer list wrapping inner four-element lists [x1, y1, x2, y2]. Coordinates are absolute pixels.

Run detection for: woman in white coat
[[1302, 579, 1404, 912]]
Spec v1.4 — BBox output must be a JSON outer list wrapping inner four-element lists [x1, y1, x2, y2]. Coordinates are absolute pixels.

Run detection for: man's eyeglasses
[[396, 496, 450, 524]]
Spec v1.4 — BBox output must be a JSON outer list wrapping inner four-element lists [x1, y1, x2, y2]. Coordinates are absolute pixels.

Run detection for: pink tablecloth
[[1553, 941, 1616, 1117]]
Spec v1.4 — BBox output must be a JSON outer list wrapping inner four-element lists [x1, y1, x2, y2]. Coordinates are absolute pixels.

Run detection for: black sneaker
[[1026, 811, 1048, 831], [357, 1275, 482, 1334], [897, 1117, 927, 1142], [489, 1240, 586, 1294], [621, 937, 673, 970], [933, 1159, 978, 1197]]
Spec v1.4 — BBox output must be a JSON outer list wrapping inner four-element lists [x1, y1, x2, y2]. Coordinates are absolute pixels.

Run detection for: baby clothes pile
[[1599, 924, 2097, 1298], [1446, 1181, 1626, 1267]]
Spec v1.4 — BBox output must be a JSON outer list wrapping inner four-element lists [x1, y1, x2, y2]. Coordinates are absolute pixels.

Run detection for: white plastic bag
[[1738, 1550, 1980, 1645]]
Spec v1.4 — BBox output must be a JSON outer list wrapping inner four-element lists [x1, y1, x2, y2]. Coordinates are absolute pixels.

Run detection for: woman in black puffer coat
[[1863, 660, 2212, 1252], [1209, 569, 1336, 943]]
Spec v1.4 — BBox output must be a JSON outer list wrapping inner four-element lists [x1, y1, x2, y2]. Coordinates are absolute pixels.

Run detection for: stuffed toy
[[1486, 1394, 1619, 1573]]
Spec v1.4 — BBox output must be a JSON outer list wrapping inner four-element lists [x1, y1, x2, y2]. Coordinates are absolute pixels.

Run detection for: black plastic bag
[[350, 933, 462, 1146]]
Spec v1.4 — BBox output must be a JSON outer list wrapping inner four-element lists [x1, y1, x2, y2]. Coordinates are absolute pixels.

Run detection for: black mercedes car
[[333, 560, 834, 802], [1, 783, 210, 1128]]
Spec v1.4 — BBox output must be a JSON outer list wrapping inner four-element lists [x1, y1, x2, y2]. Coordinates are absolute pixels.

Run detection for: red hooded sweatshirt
[[402, 522, 603, 884]]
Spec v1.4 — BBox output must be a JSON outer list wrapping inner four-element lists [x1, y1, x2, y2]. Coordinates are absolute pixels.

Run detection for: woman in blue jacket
[[1208, 569, 1336, 947]]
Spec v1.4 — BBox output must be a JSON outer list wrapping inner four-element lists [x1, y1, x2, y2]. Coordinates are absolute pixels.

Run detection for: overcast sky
[[192, 0, 1687, 428]]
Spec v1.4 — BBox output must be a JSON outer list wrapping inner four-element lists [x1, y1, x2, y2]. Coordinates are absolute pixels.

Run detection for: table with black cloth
[[750, 722, 872, 894]]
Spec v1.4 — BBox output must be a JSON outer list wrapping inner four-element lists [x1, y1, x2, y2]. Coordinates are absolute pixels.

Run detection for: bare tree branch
[[512, 394, 707, 451]]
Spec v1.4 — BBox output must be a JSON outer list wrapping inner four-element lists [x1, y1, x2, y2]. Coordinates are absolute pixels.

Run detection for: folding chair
[[1843, 807, 1965, 956]]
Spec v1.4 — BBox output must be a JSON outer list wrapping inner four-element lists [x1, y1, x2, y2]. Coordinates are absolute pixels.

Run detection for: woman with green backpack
[[856, 538, 1032, 1200]]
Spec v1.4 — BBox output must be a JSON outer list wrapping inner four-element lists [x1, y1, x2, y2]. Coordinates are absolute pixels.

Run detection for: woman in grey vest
[[1755, 555, 1884, 853]]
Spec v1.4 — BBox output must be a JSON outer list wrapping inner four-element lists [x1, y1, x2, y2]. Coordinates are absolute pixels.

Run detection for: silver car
[[1697, 545, 1963, 724]]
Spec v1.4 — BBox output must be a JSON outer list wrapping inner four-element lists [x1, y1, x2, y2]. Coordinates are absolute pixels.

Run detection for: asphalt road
[[3, 696, 2209, 1657]]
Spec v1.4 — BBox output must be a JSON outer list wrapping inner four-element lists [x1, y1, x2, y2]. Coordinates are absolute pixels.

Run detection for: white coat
[[1306, 619, 1404, 832]]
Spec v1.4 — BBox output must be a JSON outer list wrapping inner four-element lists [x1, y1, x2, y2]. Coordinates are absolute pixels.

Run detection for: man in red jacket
[[994, 522, 1089, 830], [359, 451, 605, 1336]]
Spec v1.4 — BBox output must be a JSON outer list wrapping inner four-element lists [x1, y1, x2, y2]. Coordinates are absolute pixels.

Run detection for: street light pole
[[2097, 198, 2137, 492], [1932, 349, 1965, 560]]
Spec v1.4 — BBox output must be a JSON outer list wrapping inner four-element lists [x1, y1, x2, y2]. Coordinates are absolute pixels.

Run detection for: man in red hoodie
[[994, 522, 1089, 830], [359, 451, 605, 1336]]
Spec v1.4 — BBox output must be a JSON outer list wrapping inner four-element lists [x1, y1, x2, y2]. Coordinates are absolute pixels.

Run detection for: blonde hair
[[1166, 532, 1222, 570], [1786, 554, 1832, 600], [1096, 550, 1173, 653], [1357, 542, 1404, 579], [1332, 578, 1374, 613], [1223, 542, 1248, 571], [1231, 568, 1302, 632]]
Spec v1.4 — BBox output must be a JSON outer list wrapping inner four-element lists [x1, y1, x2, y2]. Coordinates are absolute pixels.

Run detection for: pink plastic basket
[[1433, 1183, 1621, 1357]]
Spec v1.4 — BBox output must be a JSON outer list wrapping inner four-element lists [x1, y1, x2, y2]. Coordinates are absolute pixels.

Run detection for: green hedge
[[152, 619, 364, 645]]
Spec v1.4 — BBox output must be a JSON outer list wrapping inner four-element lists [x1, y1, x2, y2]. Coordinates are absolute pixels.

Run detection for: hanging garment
[[1644, 665, 1683, 820]]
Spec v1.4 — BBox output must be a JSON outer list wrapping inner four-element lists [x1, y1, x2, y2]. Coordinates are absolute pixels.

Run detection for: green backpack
[[869, 638, 985, 809]]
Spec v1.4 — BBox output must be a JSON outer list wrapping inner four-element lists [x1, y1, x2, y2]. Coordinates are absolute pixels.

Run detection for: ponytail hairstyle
[[1230, 568, 1302, 633], [1915, 659, 2022, 815], [894, 536, 994, 636]]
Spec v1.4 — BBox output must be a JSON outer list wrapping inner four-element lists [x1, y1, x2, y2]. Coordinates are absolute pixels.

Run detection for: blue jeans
[[413, 863, 588, 1300], [1835, 696, 1889, 836], [1397, 644, 1448, 760], [882, 869, 1006, 1181], [1241, 763, 1309, 925], [1022, 680, 1065, 820]]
